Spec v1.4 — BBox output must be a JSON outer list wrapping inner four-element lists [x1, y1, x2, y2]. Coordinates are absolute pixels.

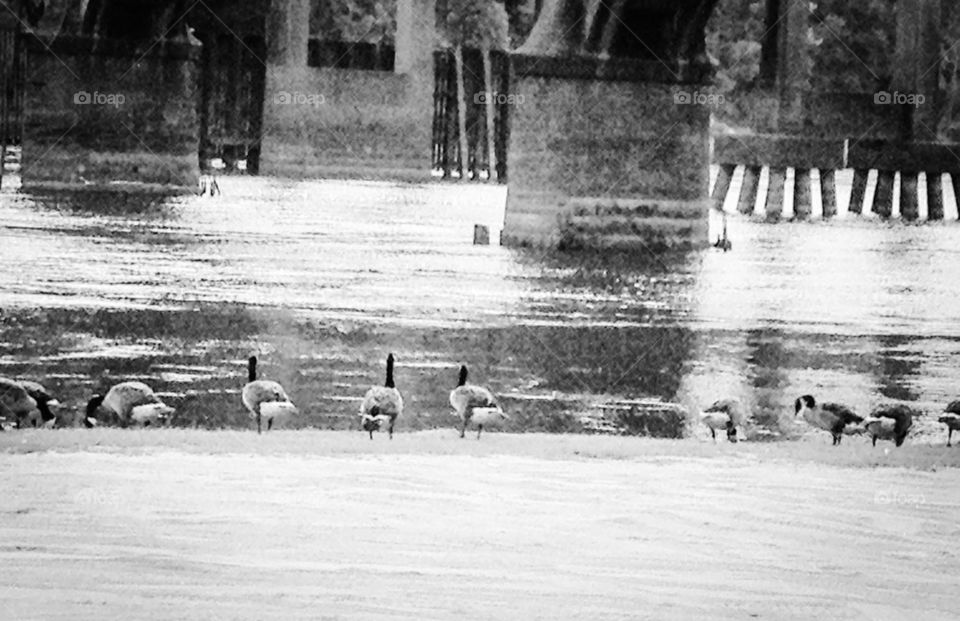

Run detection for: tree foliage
[[310, 0, 397, 44], [438, 0, 510, 50]]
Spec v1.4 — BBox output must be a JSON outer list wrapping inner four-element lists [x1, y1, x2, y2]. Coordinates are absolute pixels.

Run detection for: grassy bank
[[2, 428, 959, 470]]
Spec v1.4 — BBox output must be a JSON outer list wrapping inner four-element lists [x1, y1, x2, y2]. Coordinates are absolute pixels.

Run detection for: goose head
[[794, 395, 815, 417], [85, 394, 105, 428]]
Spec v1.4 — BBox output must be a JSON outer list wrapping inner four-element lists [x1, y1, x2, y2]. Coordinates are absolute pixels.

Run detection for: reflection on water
[[2, 178, 960, 440]]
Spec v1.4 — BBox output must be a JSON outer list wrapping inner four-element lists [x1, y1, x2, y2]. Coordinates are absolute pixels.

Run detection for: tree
[[439, 0, 509, 180]]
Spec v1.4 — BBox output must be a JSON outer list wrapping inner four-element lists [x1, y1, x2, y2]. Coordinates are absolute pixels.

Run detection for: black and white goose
[[794, 395, 864, 445], [449, 365, 507, 439], [242, 356, 297, 434], [86, 381, 174, 428], [700, 398, 745, 443], [359, 353, 403, 440], [940, 401, 960, 447], [0, 378, 59, 429], [862, 404, 914, 447]]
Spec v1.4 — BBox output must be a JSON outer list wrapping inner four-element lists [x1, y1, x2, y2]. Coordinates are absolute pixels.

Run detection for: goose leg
[[256, 413, 262, 434], [872, 436, 877, 447], [460, 421, 466, 439], [948, 429, 953, 447], [267, 418, 273, 432], [477, 424, 483, 440], [369, 428, 374, 440], [388, 419, 394, 440]]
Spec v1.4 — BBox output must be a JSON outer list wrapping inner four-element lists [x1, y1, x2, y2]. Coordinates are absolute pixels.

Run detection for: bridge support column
[[259, 0, 435, 180], [20, 35, 201, 193], [502, 56, 710, 251]]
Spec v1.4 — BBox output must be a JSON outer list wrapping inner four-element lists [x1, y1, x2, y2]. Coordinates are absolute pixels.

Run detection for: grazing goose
[[700, 398, 745, 443], [359, 353, 403, 440], [940, 401, 960, 446], [794, 395, 864, 445], [1, 377, 58, 429], [242, 356, 297, 434], [86, 381, 174, 428], [862, 405, 914, 447], [18, 381, 60, 428], [449, 365, 507, 439]]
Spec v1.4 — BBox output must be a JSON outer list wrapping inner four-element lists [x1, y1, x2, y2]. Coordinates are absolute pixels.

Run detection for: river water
[[1, 175, 958, 440]]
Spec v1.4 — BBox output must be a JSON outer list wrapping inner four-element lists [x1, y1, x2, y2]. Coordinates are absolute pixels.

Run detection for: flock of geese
[[3, 353, 960, 445], [701, 394, 960, 447], [0, 354, 508, 439]]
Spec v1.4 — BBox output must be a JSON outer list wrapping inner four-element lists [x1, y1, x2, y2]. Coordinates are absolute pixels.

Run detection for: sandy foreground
[[2, 431, 960, 620]]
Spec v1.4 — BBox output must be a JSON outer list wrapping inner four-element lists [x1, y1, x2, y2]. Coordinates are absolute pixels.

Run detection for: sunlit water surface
[[2, 177, 960, 440]]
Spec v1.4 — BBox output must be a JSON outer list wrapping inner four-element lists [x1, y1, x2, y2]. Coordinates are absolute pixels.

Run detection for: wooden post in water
[[793, 168, 811, 220], [711, 164, 735, 212], [765, 167, 786, 221], [873, 171, 895, 217], [820, 169, 837, 218], [927, 173, 944, 220], [900, 172, 919, 220], [848, 169, 869, 215], [738, 166, 761, 215]]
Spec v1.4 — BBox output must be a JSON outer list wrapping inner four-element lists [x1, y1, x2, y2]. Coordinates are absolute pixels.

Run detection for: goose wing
[[103, 381, 161, 416], [450, 384, 498, 415], [821, 403, 862, 426], [945, 401, 960, 415], [0, 378, 35, 417], [360, 387, 403, 418], [243, 380, 292, 414]]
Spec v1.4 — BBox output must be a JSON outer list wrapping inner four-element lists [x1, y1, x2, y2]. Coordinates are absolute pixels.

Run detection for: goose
[[700, 398, 744, 443], [359, 353, 403, 440], [940, 401, 960, 446], [18, 381, 60, 428], [449, 365, 507, 439], [0, 378, 59, 429], [242, 356, 297, 434], [794, 395, 864, 445], [86, 381, 174, 428], [862, 404, 914, 447]]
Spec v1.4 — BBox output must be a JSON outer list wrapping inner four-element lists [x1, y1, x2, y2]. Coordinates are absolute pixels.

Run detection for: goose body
[[87, 381, 173, 427], [700, 398, 744, 443], [0, 378, 59, 429], [242, 356, 297, 433], [863, 405, 914, 447], [449, 365, 507, 439], [359, 353, 403, 440], [940, 402, 960, 446], [795, 395, 864, 445]]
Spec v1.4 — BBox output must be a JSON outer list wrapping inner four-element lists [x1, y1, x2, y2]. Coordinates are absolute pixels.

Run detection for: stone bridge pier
[[503, 0, 718, 252]]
